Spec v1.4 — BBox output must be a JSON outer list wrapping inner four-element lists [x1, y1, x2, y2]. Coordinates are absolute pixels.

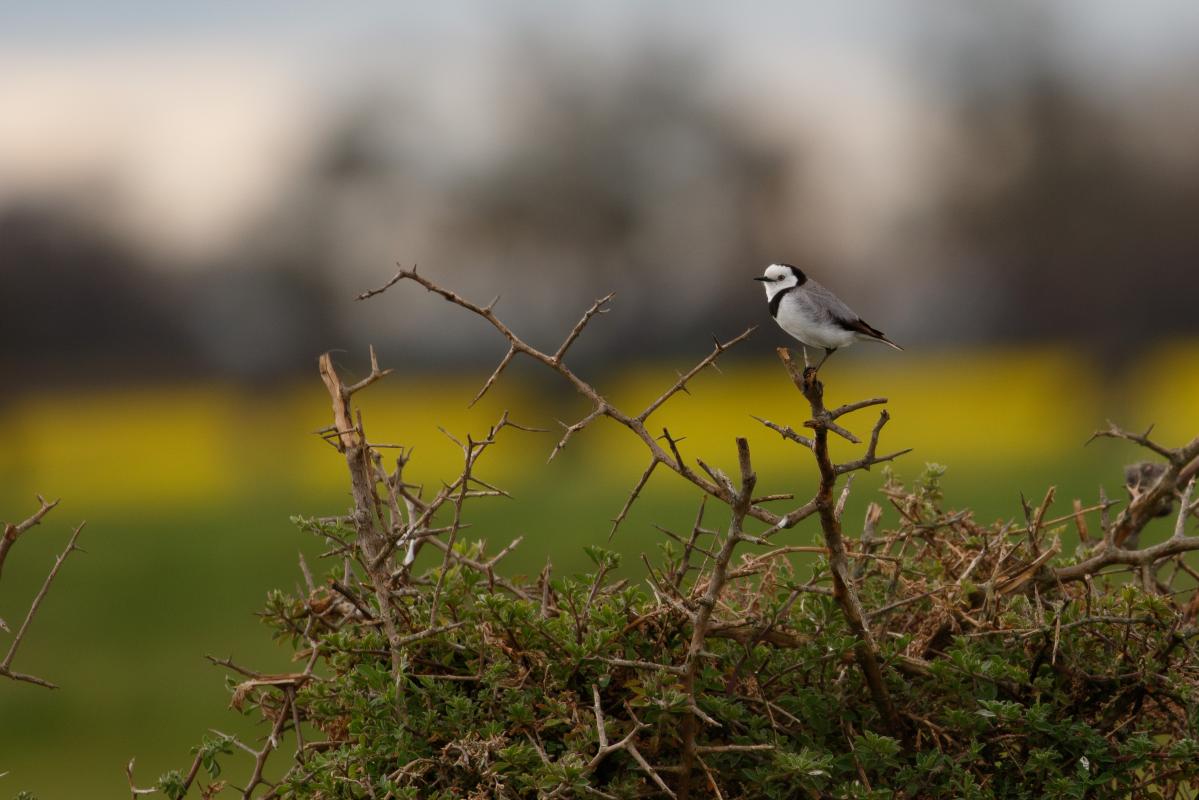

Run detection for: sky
[[3, 2, 1199, 264]]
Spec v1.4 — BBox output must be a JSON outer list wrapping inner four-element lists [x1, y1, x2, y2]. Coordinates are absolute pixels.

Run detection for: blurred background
[[3, 1, 1199, 795]]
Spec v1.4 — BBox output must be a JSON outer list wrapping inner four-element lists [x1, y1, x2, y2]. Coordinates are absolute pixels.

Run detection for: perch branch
[[777, 347, 902, 736]]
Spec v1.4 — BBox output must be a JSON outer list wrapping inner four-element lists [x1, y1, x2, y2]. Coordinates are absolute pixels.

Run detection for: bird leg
[[813, 348, 837, 372], [802, 346, 811, 367]]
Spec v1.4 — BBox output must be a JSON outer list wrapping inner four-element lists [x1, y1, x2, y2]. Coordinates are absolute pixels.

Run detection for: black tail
[[844, 317, 903, 351]]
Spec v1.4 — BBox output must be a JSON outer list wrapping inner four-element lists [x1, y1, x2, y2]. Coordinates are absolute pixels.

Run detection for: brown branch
[[363, 268, 815, 532], [329, 580, 377, 622], [751, 415, 814, 450], [835, 410, 913, 475], [126, 760, 162, 797], [677, 438, 756, 800], [586, 684, 650, 772], [549, 406, 605, 462], [667, 497, 713, 586], [0, 520, 86, 689], [636, 327, 757, 423], [318, 352, 407, 679], [777, 347, 902, 737], [1086, 424, 1199, 546], [807, 415, 861, 445], [356, 265, 412, 300], [826, 397, 888, 420], [469, 344, 517, 407], [429, 427, 482, 627], [1088, 421, 1178, 463], [0, 494, 61, 580], [554, 293, 615, 363], [708, 622, 816, 647], [205, 654, 265, 680], [1053, 478, 1199, 584], [233, 690, 290, 800], [422, 533, 531, 600], [344, 345, 393, 395]]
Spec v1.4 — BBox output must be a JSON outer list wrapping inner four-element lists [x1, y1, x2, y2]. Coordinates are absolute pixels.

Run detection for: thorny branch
[[0, 499, 86, 689], [676, 438, 755, 800], [359, 266, 805, 537], [1087, 422, 1199, 548], [0, 494, 59, 580], [776, 348, 902, 736]]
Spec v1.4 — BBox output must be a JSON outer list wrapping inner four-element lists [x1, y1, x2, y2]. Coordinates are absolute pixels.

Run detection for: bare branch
[[1088, 420, 1178, 463], [776, 346, 901, 736], [362, 271, 813, 529], [549, 406, 605, 462], [636, 327, 757, 423], [355, 265, 413, 300], [1096, 431, 1199, 546], [834, 474, 856, 522], [318, 352, 407, 677], [126, 759, 162, 797], [0, 520, 87, 688], [807, 415, 861, 445], [1173, 477, 1197, 540], [627, 741, 677, 799], [677, 437, 756, 799], [0, 494, 61, 579], [1053, 480, 1199, 584], [609, 457, 660, 540], [827, 397, 888, 420], [469, 345, 518, 407], [553, 293, 615, 363], [752, 415, 814, 450], [835, 410, 913, 474], [345, 345, 393, 395]]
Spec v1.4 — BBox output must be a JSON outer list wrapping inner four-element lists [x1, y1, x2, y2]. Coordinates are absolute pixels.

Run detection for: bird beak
[[753, 276, 769, 282]]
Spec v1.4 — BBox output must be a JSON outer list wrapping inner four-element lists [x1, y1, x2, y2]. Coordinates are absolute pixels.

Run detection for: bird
[[755, 263, 902, 370]]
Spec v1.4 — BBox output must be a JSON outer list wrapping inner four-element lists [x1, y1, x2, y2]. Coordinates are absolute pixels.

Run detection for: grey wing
[[796, 279, 860, 325]]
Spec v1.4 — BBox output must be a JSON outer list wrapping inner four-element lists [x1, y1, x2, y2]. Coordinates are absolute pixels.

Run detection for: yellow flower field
[[2, 344, 1195, 512]]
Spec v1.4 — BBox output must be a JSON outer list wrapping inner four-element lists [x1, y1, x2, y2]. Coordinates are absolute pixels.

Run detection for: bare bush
[[131, 269, 1199, 799]]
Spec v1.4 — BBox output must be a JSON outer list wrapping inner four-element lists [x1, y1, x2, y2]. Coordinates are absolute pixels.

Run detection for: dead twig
[[0, 520, 87, 689]]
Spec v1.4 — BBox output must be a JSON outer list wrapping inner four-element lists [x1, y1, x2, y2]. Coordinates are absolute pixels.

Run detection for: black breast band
[[769, 286, 794, 318]]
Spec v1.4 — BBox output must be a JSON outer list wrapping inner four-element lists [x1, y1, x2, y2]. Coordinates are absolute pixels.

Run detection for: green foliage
[[155, 770, 187, 800], [165, 464, 1199, 798]]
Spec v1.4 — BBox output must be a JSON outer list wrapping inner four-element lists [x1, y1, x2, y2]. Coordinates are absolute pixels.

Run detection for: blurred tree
[[933, 11, 1199, 358], [0, 201, 197, 384]]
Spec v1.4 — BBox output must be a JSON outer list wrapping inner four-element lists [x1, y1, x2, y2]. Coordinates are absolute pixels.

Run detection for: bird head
[[754, 263, 807, 298]]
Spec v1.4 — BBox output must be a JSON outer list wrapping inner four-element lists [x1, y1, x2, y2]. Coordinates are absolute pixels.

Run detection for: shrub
[[132, 269, 1199, 799]]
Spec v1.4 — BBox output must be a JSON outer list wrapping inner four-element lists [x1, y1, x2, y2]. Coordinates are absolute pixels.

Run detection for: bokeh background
[[3, 2, 1199, 795]]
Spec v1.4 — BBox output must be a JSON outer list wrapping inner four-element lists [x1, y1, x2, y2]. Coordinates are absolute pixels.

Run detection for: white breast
[[775, 294, 858, 350]]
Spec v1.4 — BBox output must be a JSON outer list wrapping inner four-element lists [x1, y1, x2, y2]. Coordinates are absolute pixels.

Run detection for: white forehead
[[764, 263, 791, 279]]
